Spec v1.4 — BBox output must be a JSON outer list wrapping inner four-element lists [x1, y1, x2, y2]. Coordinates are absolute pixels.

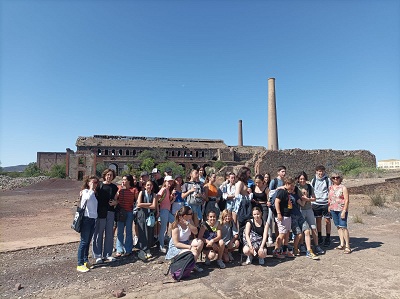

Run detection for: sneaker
[[217, 259, 226, 269], [84, 262, 93, 269], [293, 248, 300, 256], [245, 255, 253, 265], [205, 256, 211, 265], [193, 264, 203, 272], [284, 250, 295, 258], [138, 250, 147, 261], [306, 250, 320, 260], [318, 236, 324, 245], [95, 258, 104, 264], [267, 237, 273, 245], [133, 235, 138, 246], [159, 246, 167, 254], [258, 258, 265, 265], [77, 265, 90, 273], [323, 238, 331, 247], [314, 245, 325, 255], [299, 244, 307, 254], [106, 256, 116, 262], [273, 249, 285, 259], [228, 252, 234, 261], [146, 253, 153, 259]]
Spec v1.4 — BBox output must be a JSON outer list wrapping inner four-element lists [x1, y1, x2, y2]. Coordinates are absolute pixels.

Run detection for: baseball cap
[[140, 171, 149, 177], [165, 167, 172, 173], [151, 168, 159, 174], [164, 175, 174, 182]]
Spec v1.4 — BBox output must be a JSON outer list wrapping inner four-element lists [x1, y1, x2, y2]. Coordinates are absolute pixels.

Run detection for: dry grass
[[353, 214, 364, 224]]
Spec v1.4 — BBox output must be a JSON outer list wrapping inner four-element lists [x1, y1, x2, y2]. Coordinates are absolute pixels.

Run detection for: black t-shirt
[[96, 182, 118, 218], [275, 189, 292, 217]]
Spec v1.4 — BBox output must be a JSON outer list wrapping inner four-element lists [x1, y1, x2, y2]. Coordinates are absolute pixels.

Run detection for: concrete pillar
[[238, 119, 243, 146], [268, 78, 279, 150]]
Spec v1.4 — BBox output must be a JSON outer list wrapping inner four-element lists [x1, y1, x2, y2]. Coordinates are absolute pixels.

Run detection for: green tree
[[338, 157, 365, 175], [141, 158, 155, 173], [48, 163, 66, 178], [156, 161, 185, 177], [138, 149, 167, 161], [24, 162, 43, 177], [213, 160, 227, 171], [96, 163, 107, 177]]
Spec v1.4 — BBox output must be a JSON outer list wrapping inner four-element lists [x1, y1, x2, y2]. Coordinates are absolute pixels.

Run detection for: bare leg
[[342, 228, 350, 248], [304, 229, 312, 251], [325, 218, 331, 234]]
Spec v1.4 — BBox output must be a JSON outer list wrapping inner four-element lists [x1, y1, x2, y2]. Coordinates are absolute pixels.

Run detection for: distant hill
[[2, 165, 28, 172]]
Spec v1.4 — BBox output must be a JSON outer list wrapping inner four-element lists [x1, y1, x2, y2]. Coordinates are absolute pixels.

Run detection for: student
[[288, 184, 320, 260], [165, 206, 204, 272], [311, 165, 332, 247], [198, 210, 226, 269], [328, 172, 351, 254], [268, 166, 286, 244], [156, 176, 175, 253], [242, 206, 268, 265], [171, 175, 185, 217], [182, 169, 205, 227], [222, 173, 236, 213], [77, 176, 99, 272], [116, 175, 138, 257], [296, 171, 325, 255], [198, 166, 207, 184], [92, 169, 118, 264], [252, 174, 269, 223], [219, 209, 239, 262], [234, 166, 252, 228], [203, 173, 222, 219], [136, 180, 158, 261], [273, 177, 295, 259]]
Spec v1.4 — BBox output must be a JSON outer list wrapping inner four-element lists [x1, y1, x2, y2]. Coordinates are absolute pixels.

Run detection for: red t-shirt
[[118, 187, 138, 211]]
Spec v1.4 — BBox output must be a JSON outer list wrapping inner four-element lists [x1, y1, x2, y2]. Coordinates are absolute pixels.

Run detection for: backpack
[[237, 196, 252, 225], [165, 251, 196, 281], [268, 178, 280, 212], [311, 176, 330, 190]]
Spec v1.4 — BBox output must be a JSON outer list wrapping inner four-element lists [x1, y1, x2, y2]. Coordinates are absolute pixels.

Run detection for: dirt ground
[[0, 176, 400, 299]]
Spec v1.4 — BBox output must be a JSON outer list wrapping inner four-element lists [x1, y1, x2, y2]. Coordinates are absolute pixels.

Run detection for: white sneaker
[[159, 246, 167, 254], [95, 258, 103, 264], [106, 256, 116, 262], [228, 252, 234, 261], [133, 235, 138, 246], [267, 237, 273, 245], [245, 255, 253, 265], [259, 258, 265, 265], [205, 256, 211, 265], [217, 259, 226, 269]]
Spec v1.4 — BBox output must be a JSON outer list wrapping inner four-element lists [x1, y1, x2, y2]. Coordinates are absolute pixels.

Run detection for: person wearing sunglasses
[[328, 172, 351, 254], [165, 206, 204, 272]]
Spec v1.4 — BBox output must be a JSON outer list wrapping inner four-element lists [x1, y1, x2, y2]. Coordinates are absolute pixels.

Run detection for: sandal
[[344, 247, 352, 254], [335, 245, 345, 250]]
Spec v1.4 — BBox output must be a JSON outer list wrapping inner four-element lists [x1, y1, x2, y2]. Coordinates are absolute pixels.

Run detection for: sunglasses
[[332, 176, 341, 179]]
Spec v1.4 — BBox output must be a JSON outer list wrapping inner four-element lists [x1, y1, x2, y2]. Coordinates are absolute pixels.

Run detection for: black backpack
[[165, 251, 196, 281], [237, 196, 252, 225]]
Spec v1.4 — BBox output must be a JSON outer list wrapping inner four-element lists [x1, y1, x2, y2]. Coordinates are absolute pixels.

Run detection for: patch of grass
[[353, 214, 364, 224], [370, 193, 386, 207], [362, 206, 375, 215]]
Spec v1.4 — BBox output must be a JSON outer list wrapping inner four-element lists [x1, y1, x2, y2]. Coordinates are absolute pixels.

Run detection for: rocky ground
[[0, 174, 399, 299]]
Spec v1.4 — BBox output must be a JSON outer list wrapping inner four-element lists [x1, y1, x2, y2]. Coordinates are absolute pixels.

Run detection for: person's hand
[[277, 214, 282, 222], [341, 210, 346, 219]]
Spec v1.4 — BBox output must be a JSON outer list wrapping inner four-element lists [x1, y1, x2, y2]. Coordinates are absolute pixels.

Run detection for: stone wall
[[37, 152, 66, 172], [254, 149, 376, 177]]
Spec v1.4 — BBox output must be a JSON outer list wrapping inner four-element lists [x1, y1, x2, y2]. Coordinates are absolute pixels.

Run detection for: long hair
[[237, 166, 250, 184], [172, 206, 192, 229]]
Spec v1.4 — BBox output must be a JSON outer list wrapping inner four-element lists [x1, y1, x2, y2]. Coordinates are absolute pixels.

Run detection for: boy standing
[[273, 177, 295, 259], [311, 165, 332, 247]]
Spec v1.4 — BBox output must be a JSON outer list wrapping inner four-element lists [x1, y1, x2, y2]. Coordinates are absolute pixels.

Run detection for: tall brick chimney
[[268, 78, 279, 150], [238, 119, 243, 146]]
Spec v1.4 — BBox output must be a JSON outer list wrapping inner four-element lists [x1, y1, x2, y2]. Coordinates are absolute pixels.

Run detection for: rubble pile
[[0, 175, 49, 191]]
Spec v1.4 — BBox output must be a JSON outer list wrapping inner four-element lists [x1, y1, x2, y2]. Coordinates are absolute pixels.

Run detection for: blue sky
[[1, 0, 399, 167]]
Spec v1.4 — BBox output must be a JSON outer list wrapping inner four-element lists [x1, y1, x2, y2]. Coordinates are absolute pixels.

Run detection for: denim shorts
[[291, 215, 310, 235], [331, 210, 348, 228]]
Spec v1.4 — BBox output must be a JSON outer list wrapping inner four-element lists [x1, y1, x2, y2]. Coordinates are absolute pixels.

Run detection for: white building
[[377, 159, 400, 169]]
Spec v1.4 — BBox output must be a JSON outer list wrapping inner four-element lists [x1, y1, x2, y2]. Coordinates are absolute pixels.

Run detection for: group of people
[[76, 164, 351, 273]]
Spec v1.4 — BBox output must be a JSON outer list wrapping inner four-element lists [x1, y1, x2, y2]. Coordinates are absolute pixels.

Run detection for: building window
[[118, 149, 123, 156], [172, 151, 175, 157], [178, 151, 181, 157], [201, 151, 205, 158], [133, 149, 136, 156], [97, 149, 102, 156], [126, 150, 129, 156], [105, 149, 109, 155], [195, 151, 199, 157], [78, 157, 85, 166], [111, 149, 115, 156], [166, 150, 169, 156]]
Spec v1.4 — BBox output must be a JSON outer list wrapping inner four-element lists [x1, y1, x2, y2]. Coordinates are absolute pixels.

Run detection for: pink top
[[158, 187, 171, 210], [328, 184, 345, 211]]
